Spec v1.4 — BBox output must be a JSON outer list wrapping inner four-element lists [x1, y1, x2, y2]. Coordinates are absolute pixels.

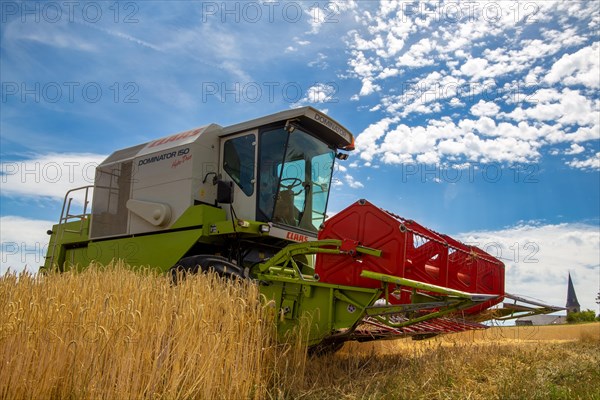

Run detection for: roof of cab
[[221, 106, 354, 150], [98, 107, 353, 167]]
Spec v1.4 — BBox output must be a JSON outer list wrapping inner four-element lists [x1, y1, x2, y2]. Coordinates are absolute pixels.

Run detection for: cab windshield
[[258, 126, 335, 232]]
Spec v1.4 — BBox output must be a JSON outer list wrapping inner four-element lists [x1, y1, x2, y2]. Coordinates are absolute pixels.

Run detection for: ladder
[[46, 185, 93, 269]]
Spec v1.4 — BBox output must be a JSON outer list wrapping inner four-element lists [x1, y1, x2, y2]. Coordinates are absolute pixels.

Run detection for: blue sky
[[1, 1, 599, 313]]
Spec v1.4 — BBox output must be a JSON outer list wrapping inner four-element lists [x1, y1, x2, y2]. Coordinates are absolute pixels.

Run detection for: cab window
[[223, 134, 255, 196], [258, 126, 335, 232]]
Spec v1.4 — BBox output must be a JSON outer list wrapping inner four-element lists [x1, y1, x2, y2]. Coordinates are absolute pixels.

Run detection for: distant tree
[[567, 309, 597, 324]]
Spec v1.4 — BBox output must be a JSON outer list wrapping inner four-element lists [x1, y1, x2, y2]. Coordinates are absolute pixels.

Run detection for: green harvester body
[[42, 108, 562, 351]]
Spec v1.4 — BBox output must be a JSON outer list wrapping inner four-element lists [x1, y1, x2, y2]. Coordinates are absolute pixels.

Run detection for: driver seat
[[273, 189, 297, 225]]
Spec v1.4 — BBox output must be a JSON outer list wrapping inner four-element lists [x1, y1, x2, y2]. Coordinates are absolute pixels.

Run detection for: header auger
[[43, 107, 562, 352]]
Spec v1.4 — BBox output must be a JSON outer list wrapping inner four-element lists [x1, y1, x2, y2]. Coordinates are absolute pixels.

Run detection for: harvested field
[[1, 265, 598, 399], [302, 334, 600, 400]]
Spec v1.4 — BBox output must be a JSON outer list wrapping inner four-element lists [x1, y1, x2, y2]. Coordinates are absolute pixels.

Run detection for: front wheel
[[170, 255, 246, 284]]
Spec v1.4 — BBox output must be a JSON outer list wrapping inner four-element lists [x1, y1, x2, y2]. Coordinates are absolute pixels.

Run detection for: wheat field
[[0, 262, 306, 400], [1, 263, 599, 400]]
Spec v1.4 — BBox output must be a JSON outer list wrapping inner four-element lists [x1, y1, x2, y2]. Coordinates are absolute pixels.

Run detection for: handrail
[[48, 185, 94, 269]]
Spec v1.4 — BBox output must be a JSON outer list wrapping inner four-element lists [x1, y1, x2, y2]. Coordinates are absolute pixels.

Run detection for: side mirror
[[217, 180, 234, 204]]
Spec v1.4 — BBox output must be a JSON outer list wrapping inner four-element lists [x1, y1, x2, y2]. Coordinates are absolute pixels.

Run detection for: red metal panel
[[315, 200, 406, 288], [315, 199, 504, 312]]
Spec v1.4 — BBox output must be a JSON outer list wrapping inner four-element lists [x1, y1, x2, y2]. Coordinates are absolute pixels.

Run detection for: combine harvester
[[43, 107, 561, 352]]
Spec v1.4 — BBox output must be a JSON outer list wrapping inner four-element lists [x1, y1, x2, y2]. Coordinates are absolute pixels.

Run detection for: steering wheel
[[280, 177, 304, 195]]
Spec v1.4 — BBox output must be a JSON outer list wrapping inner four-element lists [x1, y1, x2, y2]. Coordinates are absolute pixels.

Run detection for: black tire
[[170, 255, 245, 284]]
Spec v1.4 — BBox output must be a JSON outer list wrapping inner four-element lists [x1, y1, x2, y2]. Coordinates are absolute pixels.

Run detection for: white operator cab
[[89, 107, 354, 242]]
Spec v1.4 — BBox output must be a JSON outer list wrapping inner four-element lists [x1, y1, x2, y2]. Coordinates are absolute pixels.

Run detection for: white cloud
[[381, 152, 414, 165], [4, 19, 98, 52], [558, 125, 600, 144], [396, 38, 436, 67], [460, 57, 489, 78], [449, 97, 465, 107], [381, 124, 438, 156], [377, 67, 400, 79], [84, 24, 162, 52], [325, 0, 357, 13], [415, 151, 440, 164], [359, 79, 380, 96], [355, 117, 550, 165], [470, 100, 500, 117], [351, 32, 385, 52], [341, 0, 599, 164], [1, 216, 54, 275], [566, 152, 600, 170], [524, 65, 546, 83], [300, 83, 337, 104], [380, 72, 465, 116], [564, 143, 585, 155], [384, 31, 405, 57], [307, 1, 356, 34], [457, 223, 600, 313], [354, 118, 397, 162], [504, 88, 598, 128], [344, 174, 364, 189], [353, 82, 597, 165], [347, 50, 382, 98], [307, 52, 328, 69], [331, 177, 343, 188], [294, 37, 310, 46], [453, 28, 587, 82], [357, 82, 600, 167], [544, 42, 600, 88], [1, 153, 106, 202]]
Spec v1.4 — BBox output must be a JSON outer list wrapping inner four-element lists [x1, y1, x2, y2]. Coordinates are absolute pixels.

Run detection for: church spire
[[566, 272, 581, 314]]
